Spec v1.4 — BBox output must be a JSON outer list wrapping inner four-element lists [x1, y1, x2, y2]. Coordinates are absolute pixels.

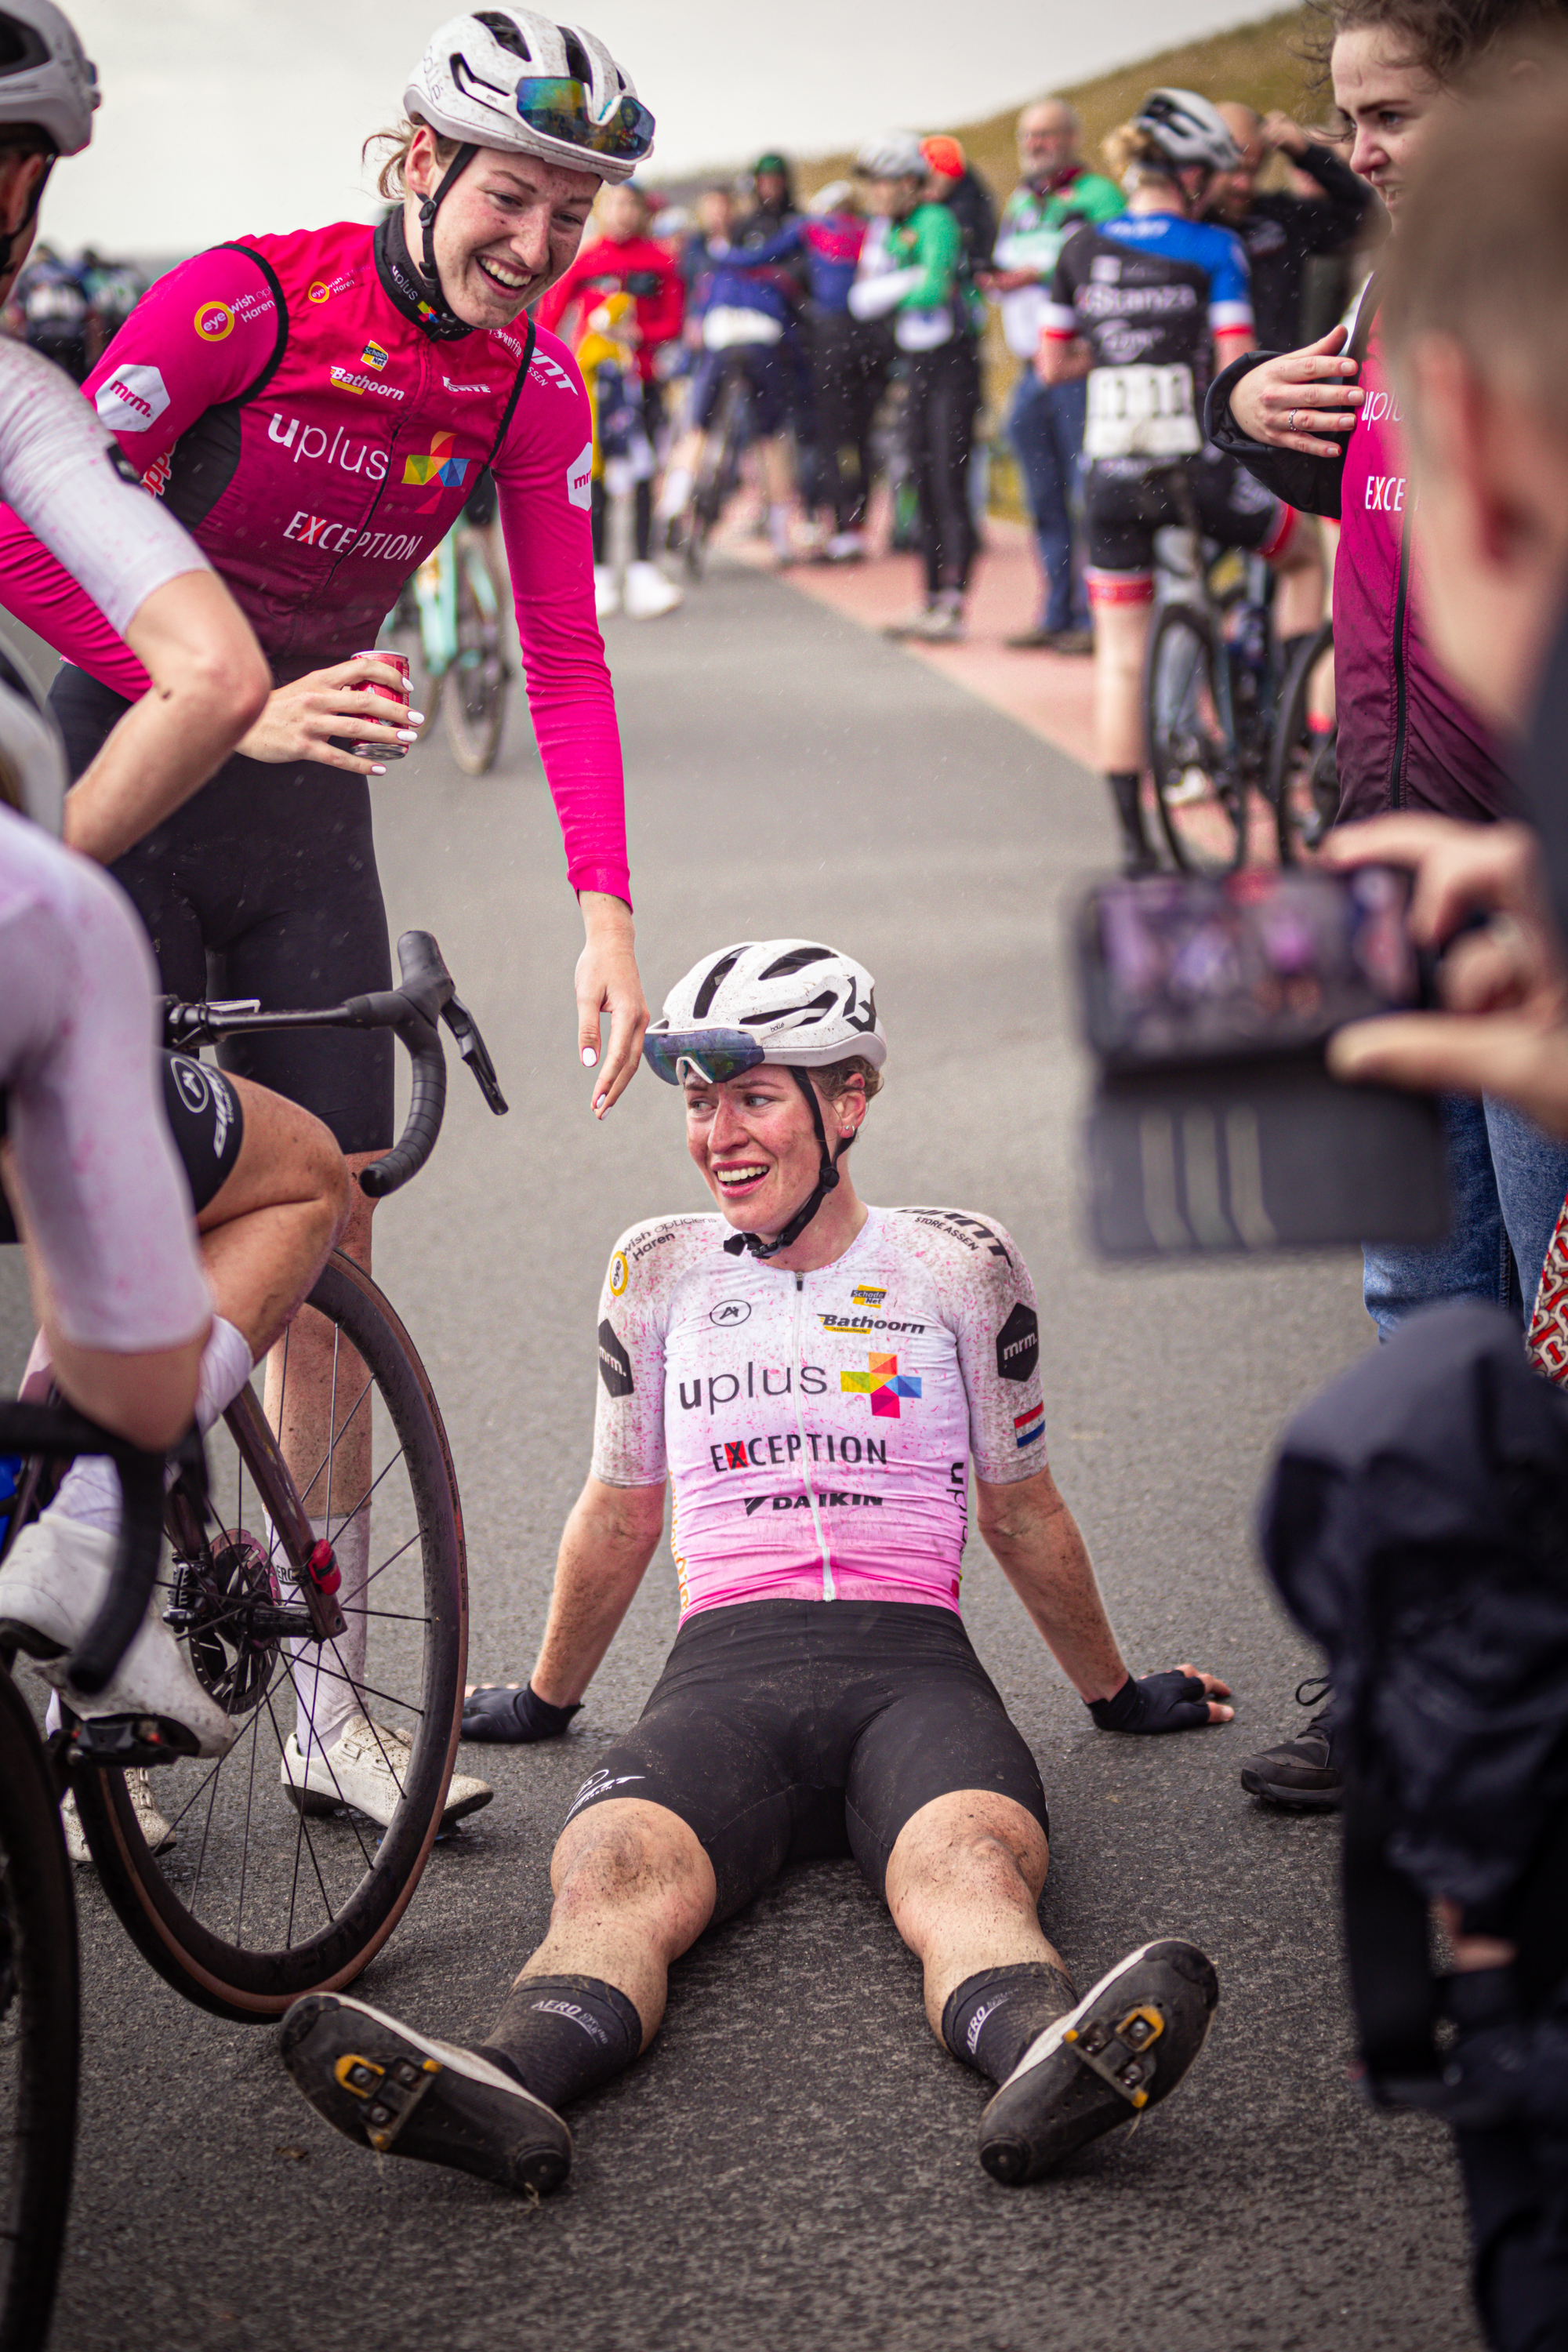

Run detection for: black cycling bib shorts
[[0, 1049, 243, 1248]]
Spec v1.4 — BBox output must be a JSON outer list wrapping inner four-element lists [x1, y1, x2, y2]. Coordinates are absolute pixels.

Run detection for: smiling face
[[1332, 26, 1456, 219], [404, 129, 601, 325], [684, 1063, 863, 1236]]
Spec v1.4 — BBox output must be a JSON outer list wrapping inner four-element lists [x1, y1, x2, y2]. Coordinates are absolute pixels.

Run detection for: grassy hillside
[[793, 7, 1324, 201]]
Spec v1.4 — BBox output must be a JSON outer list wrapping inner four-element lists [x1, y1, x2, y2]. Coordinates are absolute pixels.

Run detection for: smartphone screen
[[1080, 866, 1420, 1069]]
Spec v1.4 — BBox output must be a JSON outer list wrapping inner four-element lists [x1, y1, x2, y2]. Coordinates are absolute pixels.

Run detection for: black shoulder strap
[[216, 241, 290, 405], [484, 312, 538, 468]]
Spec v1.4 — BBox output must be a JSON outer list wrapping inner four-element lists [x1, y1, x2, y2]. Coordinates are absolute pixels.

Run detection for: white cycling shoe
[[622, 560, 682, 620], [60, 1770, 176, 1866], [0, 1517, 237, 1758], [593, 564, 621, 620], [280, 1713, 493, 1831]]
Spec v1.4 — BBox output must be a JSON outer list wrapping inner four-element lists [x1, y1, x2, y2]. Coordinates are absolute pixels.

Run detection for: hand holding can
[[351, 649, 412, 759]]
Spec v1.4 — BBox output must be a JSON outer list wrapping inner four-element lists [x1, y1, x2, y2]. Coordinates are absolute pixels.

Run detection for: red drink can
[[351, 648, 411, 759]]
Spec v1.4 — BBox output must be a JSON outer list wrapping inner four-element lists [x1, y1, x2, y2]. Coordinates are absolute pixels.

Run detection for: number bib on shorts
[[1084, 362, 1200, 460]]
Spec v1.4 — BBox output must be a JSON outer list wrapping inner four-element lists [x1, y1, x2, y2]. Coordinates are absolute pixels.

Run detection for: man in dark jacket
[[1205, 104, 1378, 351]]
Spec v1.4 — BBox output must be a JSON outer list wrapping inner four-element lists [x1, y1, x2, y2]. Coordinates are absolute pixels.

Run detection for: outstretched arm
[[977, 1466, 1232, 1722], [529, 1475, 666, 1705]]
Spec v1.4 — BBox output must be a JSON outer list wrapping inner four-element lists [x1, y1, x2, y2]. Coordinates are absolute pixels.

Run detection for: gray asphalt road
[[2, 564, 1482, 2352]]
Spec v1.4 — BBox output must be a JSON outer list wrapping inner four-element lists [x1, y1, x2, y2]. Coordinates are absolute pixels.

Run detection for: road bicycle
[[387, 521, 511, 777], [1140, 469, 1287, 876], [0, 931, 504, 2347], [1269, 618, 1338, 862]]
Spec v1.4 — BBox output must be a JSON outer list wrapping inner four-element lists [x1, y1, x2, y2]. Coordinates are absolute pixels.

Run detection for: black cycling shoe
[[278, 1993, 572, 2196], [978, 1938, 1219, 2184], [1239, 1678, 1343, 1811]]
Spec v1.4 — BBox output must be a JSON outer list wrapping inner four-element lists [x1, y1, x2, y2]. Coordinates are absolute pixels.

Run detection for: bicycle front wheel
[[1271, 618, 1338, 862], [1145, 601, 1247, 876], [442, 534, 510, 777], [74, 1253, 466, 2022], [0, 1664, 78, 2352]]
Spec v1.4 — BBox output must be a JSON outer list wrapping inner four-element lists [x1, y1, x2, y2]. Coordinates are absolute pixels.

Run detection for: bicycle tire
[[1144, 600, 1248, 876], [1270, 618, 1338, 863], [442, 536, 510, 778], [72, 1252, 466, 2023], [684, 371, 746, 581], [0, 1664, 78, 2352]]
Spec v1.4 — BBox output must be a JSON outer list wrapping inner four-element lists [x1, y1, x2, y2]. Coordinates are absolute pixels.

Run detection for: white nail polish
[[582, 1047, 598, 1067], [408, 710, 426, 724], [371, 764, 387, 775]]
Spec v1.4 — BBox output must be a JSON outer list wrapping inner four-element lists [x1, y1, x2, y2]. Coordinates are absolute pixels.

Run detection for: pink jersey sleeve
[[493, 328, 630, 906], [0, 245, 280, 699]]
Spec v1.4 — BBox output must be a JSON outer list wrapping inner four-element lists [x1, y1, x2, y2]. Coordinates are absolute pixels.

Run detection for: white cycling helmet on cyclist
[[0, 657, 67, 837], [854, 132, 927, 183], [1134, 88, 1241, 175], [405, 9, 652, 183], [0, 0, 96, 155], [644, 941, 885, 1260]]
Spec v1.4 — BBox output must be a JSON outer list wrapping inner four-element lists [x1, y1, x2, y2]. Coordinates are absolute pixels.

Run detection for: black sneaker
[[278, 1992, 572, 2196], [1239, 1678, 1343, 1810], [978, 1938, 1219, 2183]]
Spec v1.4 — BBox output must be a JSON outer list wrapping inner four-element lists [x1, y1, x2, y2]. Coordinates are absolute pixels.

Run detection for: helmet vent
[[452, 53, 510, 104], [561, 28, 593, 83], [742, 992, 835, 1026], [0, 17, 46, 72], [692, 948, 751, 1019], [474, 10, 532, 59], [759, 946, 832, 980]]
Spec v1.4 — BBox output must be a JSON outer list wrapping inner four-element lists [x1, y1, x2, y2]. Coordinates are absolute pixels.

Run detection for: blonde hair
[[814, 1055, 884, 1105], [1102, 120, 1181, 185], [364, 115, 463, 203]]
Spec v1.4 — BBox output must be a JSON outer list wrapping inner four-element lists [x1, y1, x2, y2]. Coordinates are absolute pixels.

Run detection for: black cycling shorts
[[561, 1599, 1051, 1922], [52, 667, 394, 1156], [1083, 447, 1290, 578], [688, 343, 792, 439], [0, 1051, 243, 1247]]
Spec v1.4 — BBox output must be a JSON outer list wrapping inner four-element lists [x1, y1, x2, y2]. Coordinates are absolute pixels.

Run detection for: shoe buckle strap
[[334, 2052, 441, 2152], [1062, 2004, 1165, 2110]]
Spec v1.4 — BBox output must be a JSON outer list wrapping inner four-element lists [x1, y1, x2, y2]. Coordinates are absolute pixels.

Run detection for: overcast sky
[[47, 0, 1281, 254]]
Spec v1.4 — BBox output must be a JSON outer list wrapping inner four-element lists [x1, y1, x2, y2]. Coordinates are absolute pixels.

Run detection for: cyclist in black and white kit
[[1040, 89, 1325, 872], [281, 942, 1229, 2198]]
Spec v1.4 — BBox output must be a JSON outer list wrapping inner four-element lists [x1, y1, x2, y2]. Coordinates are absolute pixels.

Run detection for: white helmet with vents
[[646, 940, 886, 1083], [853, 132, 926, 183], [1134, 88, 1241, 174], [405, 9, 652, 183], [0, 0, 97, 157]]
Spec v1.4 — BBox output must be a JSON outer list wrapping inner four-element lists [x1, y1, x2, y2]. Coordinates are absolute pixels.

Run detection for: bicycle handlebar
[[162, 928, 508, 1200], [0, 1404, 189, 1697]]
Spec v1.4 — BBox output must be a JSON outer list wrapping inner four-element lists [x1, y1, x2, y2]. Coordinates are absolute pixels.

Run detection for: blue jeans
[[1007, 372, 1087, 634], [1362, 1092, 1568, 1339]]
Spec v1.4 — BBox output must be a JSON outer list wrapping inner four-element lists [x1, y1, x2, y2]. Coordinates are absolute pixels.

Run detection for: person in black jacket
[[1205, 103, 1379, 352]]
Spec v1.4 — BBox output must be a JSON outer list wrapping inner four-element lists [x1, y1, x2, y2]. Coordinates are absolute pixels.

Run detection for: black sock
[[942, 1962, 1080, 2084], [1279, 630, 1316, 677], [1105, 770, 1152, 861], [473, 1973, 641, 2110]]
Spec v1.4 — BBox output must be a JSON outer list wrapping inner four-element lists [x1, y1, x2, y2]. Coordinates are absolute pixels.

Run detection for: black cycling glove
[[1088, 1671, 1213, 1734], [460, 1684, 582, 1744]]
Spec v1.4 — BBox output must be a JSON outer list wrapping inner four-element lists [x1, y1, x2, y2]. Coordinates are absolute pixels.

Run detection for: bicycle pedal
[[333, 2050, 441, 2151], [1062, 2004, 1166, 2109], [67, 1713, 199, 1768]]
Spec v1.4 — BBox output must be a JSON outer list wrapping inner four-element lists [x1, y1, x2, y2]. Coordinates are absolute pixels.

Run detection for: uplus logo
[[94, 363, 170, 430], [567, 441, 593, 510]]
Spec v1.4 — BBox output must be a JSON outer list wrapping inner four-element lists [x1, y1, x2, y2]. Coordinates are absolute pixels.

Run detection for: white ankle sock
[[289, 1512, 370, 1759], [48, 1316, 254, 1537], [656, 464, 691, 519], [768, 503, 791, 553]]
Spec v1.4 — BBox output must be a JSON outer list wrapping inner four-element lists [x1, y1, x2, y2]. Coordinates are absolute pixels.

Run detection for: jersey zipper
[[789, 1274, 835, 1601], [1388, 497, 1414, 809]]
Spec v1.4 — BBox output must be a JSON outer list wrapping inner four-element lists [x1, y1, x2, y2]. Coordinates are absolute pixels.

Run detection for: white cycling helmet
[[0, 0, 96, 156], [0, 659, 67, 836], [405, 9, 652, 183], [645, 941, 885, 1258], [854, 132, 926, 182], [1134, 89, 1241, 174]]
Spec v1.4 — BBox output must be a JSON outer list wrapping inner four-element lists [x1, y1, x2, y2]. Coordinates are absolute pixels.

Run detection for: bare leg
[[1088, 591, 1155, 776], [884, 1789, 1061, 2041]]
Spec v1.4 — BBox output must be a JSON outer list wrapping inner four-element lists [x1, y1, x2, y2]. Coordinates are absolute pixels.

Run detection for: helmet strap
[[722, 1069, 852, 1261], [416, 140, 479, 332]]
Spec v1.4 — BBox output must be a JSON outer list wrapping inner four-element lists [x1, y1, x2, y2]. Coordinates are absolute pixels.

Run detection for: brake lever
[[441, 992, 509, 1116]]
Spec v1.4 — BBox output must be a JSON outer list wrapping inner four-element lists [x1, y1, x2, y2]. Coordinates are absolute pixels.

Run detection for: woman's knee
[[550, 1798, 715, 1936]]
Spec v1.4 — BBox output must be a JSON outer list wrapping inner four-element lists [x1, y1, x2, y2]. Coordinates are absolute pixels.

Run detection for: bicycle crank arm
[[224, 1388, 347, 1641]]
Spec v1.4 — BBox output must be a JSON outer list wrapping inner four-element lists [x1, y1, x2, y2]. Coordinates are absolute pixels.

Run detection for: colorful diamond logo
[[401, 430, 471, 511], [840, 1352, 922, 1419]]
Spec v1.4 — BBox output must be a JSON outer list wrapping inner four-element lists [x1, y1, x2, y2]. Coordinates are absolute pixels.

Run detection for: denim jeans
[[1362, 1092, 1568, 1339], [1007, 372, 1087, 634]]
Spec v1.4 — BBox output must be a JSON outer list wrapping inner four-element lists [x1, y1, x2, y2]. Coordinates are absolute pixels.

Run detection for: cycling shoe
[[978, 1937, 1218, 2183], [0, 1517, 236, 1757], [279, 1992, 572, 2196]]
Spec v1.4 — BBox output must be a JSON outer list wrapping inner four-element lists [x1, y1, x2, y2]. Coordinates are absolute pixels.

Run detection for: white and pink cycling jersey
[[591, 1206, 1048, 1618]]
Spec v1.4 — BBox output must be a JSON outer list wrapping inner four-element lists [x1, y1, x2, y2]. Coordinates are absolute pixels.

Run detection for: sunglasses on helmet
[[514, 76, 655, 162], [643, 1028, 767, 1087]]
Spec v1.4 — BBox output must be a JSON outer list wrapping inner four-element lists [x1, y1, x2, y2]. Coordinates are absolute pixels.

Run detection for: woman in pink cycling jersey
[[0, 5, 652, 1183]]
